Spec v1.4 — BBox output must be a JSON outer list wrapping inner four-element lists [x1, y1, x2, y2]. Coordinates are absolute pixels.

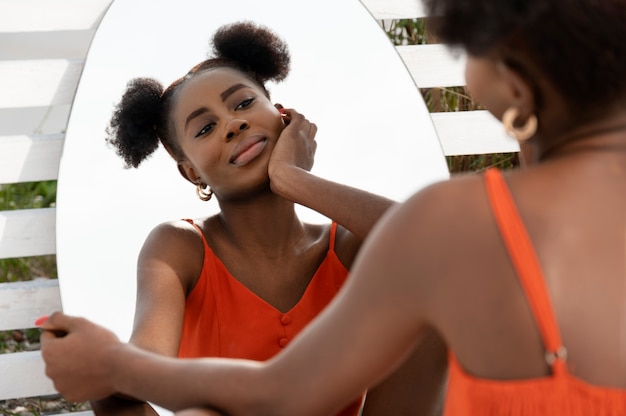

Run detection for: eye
[[236, 98, 254, 110], [195, 122, 215, 138]]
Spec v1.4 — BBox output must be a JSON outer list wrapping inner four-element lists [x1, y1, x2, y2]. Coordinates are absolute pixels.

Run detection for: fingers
[[282, 109, 317, 139], [38, 311, 74, 333]]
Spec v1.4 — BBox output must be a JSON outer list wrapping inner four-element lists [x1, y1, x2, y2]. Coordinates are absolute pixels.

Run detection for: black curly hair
[[106, 21, 291, 168], [424, 0, 626, 123]]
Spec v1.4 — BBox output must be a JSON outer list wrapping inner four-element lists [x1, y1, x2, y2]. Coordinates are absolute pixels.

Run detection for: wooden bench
[[0, 0, 518, 413]]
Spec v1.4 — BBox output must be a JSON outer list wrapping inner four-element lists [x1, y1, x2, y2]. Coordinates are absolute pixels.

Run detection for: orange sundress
[[444, 168, 626, 415], [178, 220, 363, 416]]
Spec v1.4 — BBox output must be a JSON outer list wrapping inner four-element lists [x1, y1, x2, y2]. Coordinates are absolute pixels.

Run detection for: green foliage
[[382, 18, 428, 45], [0, 181, 56, 210], [0, 181, 58, 282]]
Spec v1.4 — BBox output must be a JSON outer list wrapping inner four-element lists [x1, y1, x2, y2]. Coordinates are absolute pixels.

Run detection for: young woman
[[41, 0, 626, 414], [83, 21, 402, 415]]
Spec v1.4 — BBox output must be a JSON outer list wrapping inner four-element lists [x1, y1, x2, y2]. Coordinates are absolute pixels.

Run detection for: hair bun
[[211, 21, 291, 84], [106, 78, 164, 168]]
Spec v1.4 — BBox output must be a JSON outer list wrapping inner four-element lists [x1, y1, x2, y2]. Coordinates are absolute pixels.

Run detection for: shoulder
[[138, 219, 210, 290], [395, 172, 489, 234], [142, 219, 204, 251], [358, 173, 498, 297]]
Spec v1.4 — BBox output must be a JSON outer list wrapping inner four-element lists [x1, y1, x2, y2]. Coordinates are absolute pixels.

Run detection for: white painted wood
[[431, 111, 520, 155], [0, 0, 113, 32], [0, 208, 56, 259], [0, 351, 56, 400], [0, 135, 64, 184], [0, 60, 83, 109], [397, 44, 466, 88], [0, 280, 62, 331], [50, 413, 94, 416], [0, 31, 96, 60], [0, 104, 72, 136]]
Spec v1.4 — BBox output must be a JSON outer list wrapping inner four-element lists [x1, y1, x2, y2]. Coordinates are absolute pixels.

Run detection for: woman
[[86, 21, 399, 415], [41, 0, 626, 414]]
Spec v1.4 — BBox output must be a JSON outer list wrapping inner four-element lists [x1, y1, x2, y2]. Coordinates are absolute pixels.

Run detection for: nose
[[225, 119, 248, 141]]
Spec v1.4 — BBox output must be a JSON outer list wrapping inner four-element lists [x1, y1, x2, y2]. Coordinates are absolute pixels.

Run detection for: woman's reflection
[[91, 21, 394, 415]]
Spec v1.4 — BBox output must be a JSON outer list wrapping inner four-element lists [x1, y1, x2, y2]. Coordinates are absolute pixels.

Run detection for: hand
[[268, 107, 317, 181], [39, 312, 121, 402]]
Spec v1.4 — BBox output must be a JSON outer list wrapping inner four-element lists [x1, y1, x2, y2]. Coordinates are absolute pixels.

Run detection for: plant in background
[[383, 19, 520, 174]]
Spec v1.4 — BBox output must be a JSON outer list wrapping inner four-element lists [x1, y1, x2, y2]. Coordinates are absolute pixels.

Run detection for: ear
[[177, 160, 200, 185], [497, 61, 536, 125]]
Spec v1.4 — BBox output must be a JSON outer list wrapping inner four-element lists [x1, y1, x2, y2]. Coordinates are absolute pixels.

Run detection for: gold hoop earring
[[195, 183, 213, 201], [502, 107, 538, 142]]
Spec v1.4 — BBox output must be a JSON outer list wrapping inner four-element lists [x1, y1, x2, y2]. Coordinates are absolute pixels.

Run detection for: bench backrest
[[0, 0, 517, 409]]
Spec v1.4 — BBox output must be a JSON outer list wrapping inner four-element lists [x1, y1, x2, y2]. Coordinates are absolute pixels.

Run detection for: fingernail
[[35, 315, 49, 326], [278, 108, 287, 115]]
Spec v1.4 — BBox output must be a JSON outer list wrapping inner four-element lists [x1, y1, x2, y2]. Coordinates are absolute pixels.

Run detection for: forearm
[[109, 344, 270, 415], [271, 165, 396, 239]]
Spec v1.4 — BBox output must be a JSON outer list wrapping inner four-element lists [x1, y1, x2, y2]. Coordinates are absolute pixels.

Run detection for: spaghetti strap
[[183, 218, 208, 246], [484, 169, 567, 374], [329, 222, 338, 251]]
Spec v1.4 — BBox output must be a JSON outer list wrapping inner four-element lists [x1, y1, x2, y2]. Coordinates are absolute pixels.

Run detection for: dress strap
[[183, 219, 209, 246], [484, 168, 567, 374], [329, 222, 338, 251]]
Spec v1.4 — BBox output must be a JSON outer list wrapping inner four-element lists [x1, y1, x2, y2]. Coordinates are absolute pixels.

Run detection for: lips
[[229, 135, 268, 166]]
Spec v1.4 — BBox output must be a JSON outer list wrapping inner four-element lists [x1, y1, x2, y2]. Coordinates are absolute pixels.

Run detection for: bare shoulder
[[356, 173, 496, 305], [138, 218, 208, 292], [393, 173, 489, 235]]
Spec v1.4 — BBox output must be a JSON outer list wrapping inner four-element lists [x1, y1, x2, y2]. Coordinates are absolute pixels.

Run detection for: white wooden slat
[[0, 60, 83, 109], [0, 0, 113, 32], [361, 0, 427, 19], [50, 412, 94, 416], [0, 60, 81, 136], [431, 110, 520, 156], [0, 280, 62, 331], [0, 351, 56, 400], [0, 30, 96, 60], [0, 135, 64, 184], [397, 44, 466, 89], [0, 208, 56, 259], [0, 104, 72, 136]]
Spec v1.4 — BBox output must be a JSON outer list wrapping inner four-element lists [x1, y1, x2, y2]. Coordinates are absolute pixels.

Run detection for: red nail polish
[[278, 108, 287, 115], [35, 315, 48, 326]]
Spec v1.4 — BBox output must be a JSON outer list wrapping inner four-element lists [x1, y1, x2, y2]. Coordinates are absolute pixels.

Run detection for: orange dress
[[178, 220, 363, 416], [444, 168, 626, 415]]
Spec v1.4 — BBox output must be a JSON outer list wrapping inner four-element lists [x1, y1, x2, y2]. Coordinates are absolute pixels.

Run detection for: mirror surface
[[57, 0, 448, 346]]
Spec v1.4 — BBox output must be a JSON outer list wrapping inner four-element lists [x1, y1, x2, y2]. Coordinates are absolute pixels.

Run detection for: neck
[[215, 193, 306, 257], [537, 112, 626, 162]]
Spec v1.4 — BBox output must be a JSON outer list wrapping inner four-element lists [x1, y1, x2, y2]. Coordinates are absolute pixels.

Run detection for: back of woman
[[417, 0, 626, 412]]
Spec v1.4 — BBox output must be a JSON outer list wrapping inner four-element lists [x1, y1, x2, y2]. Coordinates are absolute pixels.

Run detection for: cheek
[[464, 58, 507, 118], [464, 58, 489, 103]]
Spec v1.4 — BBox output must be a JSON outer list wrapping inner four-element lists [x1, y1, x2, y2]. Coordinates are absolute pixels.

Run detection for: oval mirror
[[57, 0, 448, 368]]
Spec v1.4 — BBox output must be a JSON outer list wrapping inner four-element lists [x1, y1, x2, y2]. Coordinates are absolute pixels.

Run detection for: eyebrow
[[220, 83, 248, 102], [184, 83, 251, 134]]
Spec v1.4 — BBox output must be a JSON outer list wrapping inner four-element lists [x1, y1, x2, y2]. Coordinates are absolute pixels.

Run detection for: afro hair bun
[[211, 21, 291, 84], [106, 77, 164, 168]]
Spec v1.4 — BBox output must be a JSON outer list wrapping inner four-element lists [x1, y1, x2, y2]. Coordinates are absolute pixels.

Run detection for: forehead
[[175, 67, 262, 105]]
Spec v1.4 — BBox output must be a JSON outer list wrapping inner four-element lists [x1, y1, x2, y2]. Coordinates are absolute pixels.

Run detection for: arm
[[90, 221, 200, 415], [268, 108, 396, 242], [41, 183, 452, 415], [361, 326, 449, 416]]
